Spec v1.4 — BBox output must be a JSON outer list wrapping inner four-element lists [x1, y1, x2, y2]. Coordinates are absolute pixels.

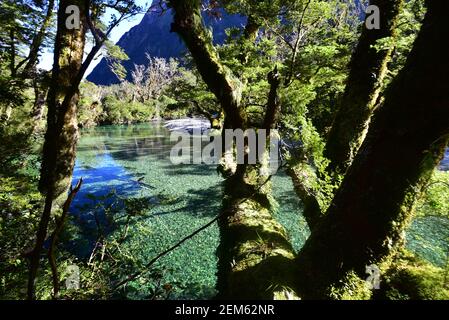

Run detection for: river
[[68, 122, 449, 299]]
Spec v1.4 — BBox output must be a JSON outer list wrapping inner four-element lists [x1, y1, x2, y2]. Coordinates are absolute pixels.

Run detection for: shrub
[[101, 96, 155, 125]]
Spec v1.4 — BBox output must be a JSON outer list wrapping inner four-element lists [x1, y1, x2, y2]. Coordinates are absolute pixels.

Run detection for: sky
[[38, 0, 152, 77]]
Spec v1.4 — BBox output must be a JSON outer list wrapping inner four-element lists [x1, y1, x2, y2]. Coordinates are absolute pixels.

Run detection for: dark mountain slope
[[87, 7, 246, 85]]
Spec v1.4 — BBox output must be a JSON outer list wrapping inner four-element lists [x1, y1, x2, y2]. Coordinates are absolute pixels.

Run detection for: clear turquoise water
[[69, 123, 449, 299]]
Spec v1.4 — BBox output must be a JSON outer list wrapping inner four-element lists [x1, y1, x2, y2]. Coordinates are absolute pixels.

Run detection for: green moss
[[416, 170, 449, 218], [328, 271, 372, 300], [376, 250, 449, 300]]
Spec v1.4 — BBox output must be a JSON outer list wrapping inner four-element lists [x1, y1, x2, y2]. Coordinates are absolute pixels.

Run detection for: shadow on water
[[161, 163, 219, 176], [151, 183, 222, 218], [67, 151, 143, 257]]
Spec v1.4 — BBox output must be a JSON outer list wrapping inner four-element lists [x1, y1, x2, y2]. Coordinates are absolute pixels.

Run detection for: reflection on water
[[73, 124, 172, 194]]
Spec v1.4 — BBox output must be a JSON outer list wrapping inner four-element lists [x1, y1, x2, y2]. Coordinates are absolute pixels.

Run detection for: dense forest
[[1, 0, 449, 301]]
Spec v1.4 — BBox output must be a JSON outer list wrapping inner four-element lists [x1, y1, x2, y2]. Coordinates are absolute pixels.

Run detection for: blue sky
[[38, 0, 152, 76]]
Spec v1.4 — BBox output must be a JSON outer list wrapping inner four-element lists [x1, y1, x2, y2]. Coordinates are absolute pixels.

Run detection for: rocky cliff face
[[87, 7, 246, 85]]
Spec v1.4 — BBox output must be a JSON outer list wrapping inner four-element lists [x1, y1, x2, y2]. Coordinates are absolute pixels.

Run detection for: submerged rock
[[164, 118, 211, 135]]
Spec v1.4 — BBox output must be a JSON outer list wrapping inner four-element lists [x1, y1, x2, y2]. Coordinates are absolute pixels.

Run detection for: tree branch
[[168, 0, 246, 129], [48, 178, 83, 298]]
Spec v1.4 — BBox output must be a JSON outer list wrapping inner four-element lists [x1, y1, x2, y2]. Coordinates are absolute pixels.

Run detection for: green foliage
[[275, 0, 360, 134], [386, 0, 426, 82], [0, 0, 55, 60], [0, 93, 44, 299], [0, 0, 55, 108], [77, 82, 103, 128], [104, 41, 130, 82], [0, 92, 41, 178], [328, 270, 372, 300], [0, 71, 26, 110], [101, 96, 155, 125], [416, 170, 449, 218], [0, 177, 43, 299]]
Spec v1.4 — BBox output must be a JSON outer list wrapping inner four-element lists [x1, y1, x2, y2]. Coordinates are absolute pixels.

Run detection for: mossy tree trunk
[[286, 163, 322, 230], [296, 1, 449, 299], [169, 0, 298, 299], [169, 0, 246, 130], [39, 0, 86, 203], [287, 0, 404, 231], [324, 0, 403, 175], [217, 166, 297, 299], [28, 0, 87, 300]]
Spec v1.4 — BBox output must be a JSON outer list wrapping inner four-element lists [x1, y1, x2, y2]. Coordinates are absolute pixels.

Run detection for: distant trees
[[131, 55, 181, 103], [0, 0, 56, 120]]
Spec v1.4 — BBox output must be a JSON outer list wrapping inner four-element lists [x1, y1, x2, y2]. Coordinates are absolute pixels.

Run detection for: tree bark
[[39, 0, 86, 200], [296, 0, 449, 299], [48, 179, 83, 298], [216, 167, 297, 299], [169, 0, 246, 130], [286, 163, 321, 230], [325, 0, 403, 175], [28, 0, 87, 300]]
